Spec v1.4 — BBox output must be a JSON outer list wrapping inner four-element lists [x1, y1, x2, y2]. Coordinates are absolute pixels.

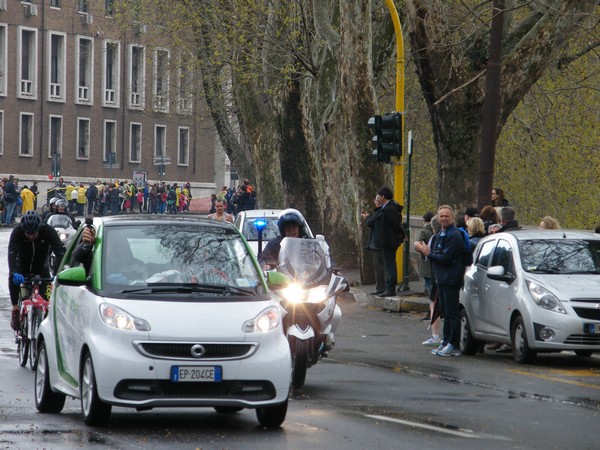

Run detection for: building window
[[177, 59, 193, 114], [130, 123, 141, 162], [105, 0, 114, 16], [20, 113, 34, 156], [178, 127, 189, 166], [77, 118, 90, 159], [0, 110, 4, 155], [103, 41, 120, 107], [49, 115, 63, 158], [0, 25, 6, 96], [104, 120, 117, 163], [48, 32, 66, 102], [18, 27, 38, 99], [154, 49, 170, 113], [154, 125, 166, 157], [78, 0, 89, 13], [50, 0, 61, 8], [129, 45, 145, 109], [76, 37, 94, 104]]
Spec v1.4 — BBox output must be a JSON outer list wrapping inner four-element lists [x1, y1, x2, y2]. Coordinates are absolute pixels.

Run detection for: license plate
[[587, 323, 600, 335], [170, 366, 222, 382]]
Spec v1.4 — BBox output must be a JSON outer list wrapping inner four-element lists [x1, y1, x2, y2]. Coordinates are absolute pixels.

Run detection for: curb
[[342, 289, 430, 314]]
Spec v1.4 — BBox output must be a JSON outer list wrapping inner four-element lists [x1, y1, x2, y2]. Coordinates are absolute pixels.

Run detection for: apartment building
[[0, 0, 220, 199]]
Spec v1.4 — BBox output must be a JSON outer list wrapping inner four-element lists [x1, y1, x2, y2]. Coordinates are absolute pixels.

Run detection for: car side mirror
[[487, 265, 515, 283], [56, 266, 87, 286], [266, 271, 290, 290]]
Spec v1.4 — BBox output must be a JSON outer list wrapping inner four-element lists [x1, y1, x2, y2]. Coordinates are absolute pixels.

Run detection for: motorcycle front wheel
[[290, 336, 309, 390]]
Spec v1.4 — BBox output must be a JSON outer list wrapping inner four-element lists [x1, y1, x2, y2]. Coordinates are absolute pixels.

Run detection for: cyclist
[[7, 210, 64, 330]]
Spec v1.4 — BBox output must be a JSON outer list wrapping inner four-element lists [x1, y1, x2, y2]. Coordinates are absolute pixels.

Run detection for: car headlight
[[59, 233, 68, 240], [243, 306, 281, 333], [100, 303, 151, 331], [526, 281, 566, 314]]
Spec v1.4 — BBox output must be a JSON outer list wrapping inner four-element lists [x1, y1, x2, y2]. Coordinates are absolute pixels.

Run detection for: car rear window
[[243, 218, 280, 241], [519, 239, 600, 274]]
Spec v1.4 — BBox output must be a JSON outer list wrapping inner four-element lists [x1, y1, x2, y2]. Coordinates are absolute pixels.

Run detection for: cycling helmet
[[21, 210, 42, 234], [278, 208, 305, 236], [49, 197, 58, 206], [55, 198, 68, 210]]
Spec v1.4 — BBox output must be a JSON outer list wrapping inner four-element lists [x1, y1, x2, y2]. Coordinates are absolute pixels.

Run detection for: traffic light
[[367, 112, 402, 163]]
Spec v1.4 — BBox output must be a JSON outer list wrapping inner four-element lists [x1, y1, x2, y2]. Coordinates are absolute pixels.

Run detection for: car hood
[[526, 274, 600, 300], [106, 297, 277, 340]]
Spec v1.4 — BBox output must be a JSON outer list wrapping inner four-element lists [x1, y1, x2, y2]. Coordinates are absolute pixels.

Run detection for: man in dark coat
[[371, 186, 406, 297], [499, 206, 522, 232]]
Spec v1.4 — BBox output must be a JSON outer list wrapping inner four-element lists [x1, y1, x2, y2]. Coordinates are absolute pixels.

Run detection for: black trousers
[[382, 247, 399, 293]]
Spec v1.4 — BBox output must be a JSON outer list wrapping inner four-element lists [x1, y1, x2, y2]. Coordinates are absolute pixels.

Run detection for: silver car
[[460, 230, 600, 363]]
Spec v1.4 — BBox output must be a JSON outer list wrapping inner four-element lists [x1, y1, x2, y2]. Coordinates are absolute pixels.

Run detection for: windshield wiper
[[119, 283, 255, 295], [528, 267, 561, 274]]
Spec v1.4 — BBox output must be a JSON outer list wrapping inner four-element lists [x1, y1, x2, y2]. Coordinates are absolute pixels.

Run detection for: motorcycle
[[273, 237, 347, 390], [46, 214, 79, 272]]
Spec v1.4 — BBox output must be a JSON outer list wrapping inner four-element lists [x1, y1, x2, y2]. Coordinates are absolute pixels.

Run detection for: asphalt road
[[0, 226, 599, 449]]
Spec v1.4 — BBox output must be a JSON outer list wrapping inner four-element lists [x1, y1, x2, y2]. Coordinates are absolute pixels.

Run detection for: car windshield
[[101, 224, 264, 294], [519, 239, 600, 274], [243, 217, 280, 241]]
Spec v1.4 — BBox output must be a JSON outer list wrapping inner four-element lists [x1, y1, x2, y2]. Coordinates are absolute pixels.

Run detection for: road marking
[[365, 414, 479, 438], [508, 369, 600, 390]]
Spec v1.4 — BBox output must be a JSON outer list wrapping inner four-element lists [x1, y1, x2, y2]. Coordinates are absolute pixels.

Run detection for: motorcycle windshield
[[47, 214, 73, 229], [278, 238, 330, 287]]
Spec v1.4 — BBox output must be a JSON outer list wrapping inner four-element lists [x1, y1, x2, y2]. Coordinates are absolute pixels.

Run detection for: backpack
[[453, 227, 473, 266]]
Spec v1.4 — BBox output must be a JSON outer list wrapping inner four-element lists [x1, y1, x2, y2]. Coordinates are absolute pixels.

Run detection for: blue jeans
[[4, 202, 16, 224]]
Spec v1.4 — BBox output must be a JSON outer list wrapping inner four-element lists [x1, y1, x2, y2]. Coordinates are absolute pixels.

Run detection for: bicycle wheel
[[29, 309, 43, 371], [18, 313, 29, 367]]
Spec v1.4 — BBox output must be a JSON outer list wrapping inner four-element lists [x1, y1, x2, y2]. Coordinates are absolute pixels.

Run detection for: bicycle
[[16, 276, 52, 370]]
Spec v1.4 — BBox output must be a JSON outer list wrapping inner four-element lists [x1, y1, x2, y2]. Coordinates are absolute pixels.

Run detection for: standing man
[[30, 182, 39, 211], [414, 205, 464, 357], [2, 175, 17, 225], [499, 206, 521, 232], [362, 193, 385, 296], [373, 186, 405, 297]]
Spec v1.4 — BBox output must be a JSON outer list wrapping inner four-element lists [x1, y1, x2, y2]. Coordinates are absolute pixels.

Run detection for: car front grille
[[135, 342, 256, 360], [572, 308, 600, 321], [564, 335, 600, 346], [114, 379, 276, 401]]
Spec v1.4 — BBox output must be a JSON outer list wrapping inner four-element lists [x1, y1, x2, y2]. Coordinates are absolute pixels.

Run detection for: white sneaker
[[436, 343, 461, 357], [431, 343, 446, 355], [422, 337, 441, 347]]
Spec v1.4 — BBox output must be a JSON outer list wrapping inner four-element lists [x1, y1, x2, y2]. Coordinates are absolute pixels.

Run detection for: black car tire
[[511, 316, 537, 364], [81, 351, 112, 426], [35, 341, 66, 413], [459, 309, 479, 355], [256, 399, 288, 428]]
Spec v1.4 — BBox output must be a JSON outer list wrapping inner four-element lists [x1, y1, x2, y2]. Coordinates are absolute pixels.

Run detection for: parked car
[[460, 230, 600, 363], [34, 216, 291, 427], [234, 209, 314, 257]]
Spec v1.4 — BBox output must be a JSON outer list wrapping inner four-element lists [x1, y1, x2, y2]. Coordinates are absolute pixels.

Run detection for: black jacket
[[8, 223, 65, 276], [371, 200, 405, 250]]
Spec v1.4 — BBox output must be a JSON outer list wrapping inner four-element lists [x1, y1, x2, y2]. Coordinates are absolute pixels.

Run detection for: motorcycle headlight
[[243, 306, 281, 333], [100, 303, 151, 331], [280, 283, 305, 303], [306, 285, 329, 303], [59, 233, 68, 240], [526, 281, 566, 314]]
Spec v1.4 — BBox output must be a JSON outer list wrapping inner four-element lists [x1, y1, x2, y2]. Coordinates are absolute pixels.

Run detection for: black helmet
[[56, 198, 68, 210], [21, 210, 42, 234], [278, 208, 305, 236]]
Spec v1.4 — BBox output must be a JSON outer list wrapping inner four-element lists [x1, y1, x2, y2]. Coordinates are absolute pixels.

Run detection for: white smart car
[[34, 216, 291, 427]]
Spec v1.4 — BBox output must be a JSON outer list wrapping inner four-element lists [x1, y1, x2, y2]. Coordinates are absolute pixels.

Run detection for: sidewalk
[[338, 268, 430, 314]]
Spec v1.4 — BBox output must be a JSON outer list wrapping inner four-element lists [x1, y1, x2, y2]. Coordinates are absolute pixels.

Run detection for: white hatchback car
[[34, 216, 291, 427], [460, 230, 600, 363], [234, 209, 314, 257]]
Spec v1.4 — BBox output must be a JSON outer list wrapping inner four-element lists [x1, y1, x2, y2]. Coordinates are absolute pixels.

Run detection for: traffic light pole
[[385, 0, 408, 291]]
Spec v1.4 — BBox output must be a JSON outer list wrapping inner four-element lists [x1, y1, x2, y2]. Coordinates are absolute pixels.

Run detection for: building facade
[[0, 0, 221, 201]]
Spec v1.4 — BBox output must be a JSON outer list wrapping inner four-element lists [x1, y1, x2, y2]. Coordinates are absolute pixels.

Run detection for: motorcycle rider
[[7, 211, 65, 330], [258, 208, 308, 270], [45, 198, 79, 227]]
